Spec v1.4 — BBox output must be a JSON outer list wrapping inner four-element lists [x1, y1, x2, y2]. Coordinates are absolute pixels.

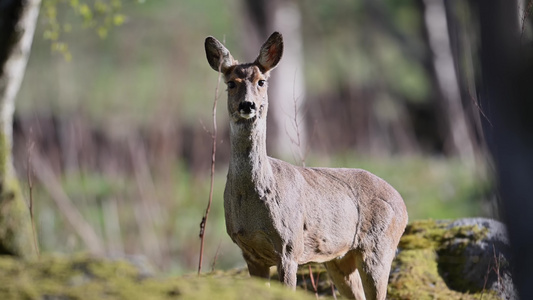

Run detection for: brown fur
[[204, 32, 408, 300]]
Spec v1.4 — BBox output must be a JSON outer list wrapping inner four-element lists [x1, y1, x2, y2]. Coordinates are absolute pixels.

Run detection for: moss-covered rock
[[388, 218, 516, 300]]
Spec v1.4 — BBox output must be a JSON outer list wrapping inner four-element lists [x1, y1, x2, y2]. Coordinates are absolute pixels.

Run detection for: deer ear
[[205, 36, 235, 73], [255, 32, 283, 73]]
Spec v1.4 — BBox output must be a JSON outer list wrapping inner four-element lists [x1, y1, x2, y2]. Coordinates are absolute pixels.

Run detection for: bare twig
[[308, 265, 319, 299], [26, 132, 39, 257], [492, 244, 503, 294], [198, 119, 210, 135], [480, 244, 503, 299], [285, 70, 307, 166], [469, 89, 492, 127], [198, 57, 223, 275], [211, 241, 222, 272]]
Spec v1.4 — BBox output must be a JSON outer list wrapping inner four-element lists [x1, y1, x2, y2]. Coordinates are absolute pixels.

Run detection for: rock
[[389, 218, 517, 300], [440, 218, 516, 299]]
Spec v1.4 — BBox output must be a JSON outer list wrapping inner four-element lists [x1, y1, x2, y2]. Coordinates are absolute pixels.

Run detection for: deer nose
[[239, 101, 256, 113]]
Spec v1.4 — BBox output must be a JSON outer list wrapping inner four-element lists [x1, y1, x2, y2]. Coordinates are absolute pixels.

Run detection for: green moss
[[0, 175, 38, 260], [0, 127, 37, 260], [399, 219, 489, 250], [0, 254, 316, 300], [389, 249, 456, 299], [437, 224, 492, 293], [399, 219, 443, 250], [389, 220, 499, 300]]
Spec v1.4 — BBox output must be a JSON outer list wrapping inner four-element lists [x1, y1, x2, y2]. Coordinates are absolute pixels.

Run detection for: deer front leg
[[277, 256, 298, 288]]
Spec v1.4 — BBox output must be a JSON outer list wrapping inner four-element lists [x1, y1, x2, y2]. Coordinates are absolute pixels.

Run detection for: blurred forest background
[[9, 0, 532, 274]]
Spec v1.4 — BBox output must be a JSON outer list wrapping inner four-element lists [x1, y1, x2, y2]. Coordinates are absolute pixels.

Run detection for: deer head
[[205, 32, 283, 125]]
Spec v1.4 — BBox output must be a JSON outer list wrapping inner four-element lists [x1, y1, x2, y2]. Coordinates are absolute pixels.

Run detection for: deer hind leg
[[243, 253, 271, 280], [325, 251, 366, 300], [355, 248, 395, 300]]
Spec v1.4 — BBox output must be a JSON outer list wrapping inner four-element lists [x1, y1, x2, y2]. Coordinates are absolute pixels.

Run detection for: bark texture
[[0, 0, 41, 259]]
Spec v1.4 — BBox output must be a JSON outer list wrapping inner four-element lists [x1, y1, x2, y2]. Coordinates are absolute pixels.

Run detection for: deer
[[204, 32, 408, 300]]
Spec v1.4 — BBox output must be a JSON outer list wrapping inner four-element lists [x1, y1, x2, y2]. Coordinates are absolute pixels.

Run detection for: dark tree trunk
[[0, 0, 41, 259], [420, 0, 477, 163], [475, 0, 533, 298]]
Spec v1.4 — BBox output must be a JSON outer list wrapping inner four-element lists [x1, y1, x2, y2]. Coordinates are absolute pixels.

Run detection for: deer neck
[[228, 118, 274, 189]]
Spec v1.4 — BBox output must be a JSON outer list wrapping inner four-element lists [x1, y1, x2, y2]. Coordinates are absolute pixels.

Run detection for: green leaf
[[113, 14, 125, 26]]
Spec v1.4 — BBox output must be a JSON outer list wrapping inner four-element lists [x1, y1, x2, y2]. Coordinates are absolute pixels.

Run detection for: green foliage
[[302, 0, 430, 104], [42, 0, 126, 60]]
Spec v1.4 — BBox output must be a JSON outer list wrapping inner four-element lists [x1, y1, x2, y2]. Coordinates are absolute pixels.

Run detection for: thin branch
[[26, 133, 39, 257], [211, 241, 222, 272], [481, 244, 503, 299], [198, 119, 212, 137], [468, 89, 492, 127], [198, 57, 223, 275], [308, 265, 319, 299], [285, 69, 307, 167], [293, 95, 305, 167]]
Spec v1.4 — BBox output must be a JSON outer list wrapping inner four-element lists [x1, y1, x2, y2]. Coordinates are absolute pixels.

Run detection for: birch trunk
[[0, 0, 41, 259]]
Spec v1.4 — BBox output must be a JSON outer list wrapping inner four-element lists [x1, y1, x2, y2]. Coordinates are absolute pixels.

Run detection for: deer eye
[[258, 80, 265, 87], [227, 81, 236, 89]]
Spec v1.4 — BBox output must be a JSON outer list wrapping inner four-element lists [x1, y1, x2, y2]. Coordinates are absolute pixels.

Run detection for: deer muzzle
[[239, 101, 257, 119]]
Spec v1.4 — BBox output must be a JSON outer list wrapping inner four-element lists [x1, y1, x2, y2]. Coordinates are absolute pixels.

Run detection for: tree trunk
[[0, 0, 41, 259], [475, 0, 533, 298], [422, 0, 476, 163]]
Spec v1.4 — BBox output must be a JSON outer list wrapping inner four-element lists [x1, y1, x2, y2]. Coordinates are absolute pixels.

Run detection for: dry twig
[[211, 241, 222, 272], [198, 57, 223, 275], [26, 133, 39, 257], [480, 245, 503, 299], [308, 265, 319, 299]]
